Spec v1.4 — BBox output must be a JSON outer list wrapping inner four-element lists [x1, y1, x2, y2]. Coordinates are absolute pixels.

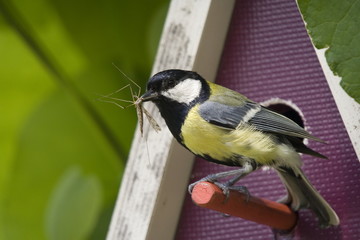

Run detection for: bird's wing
[[249, 107, 324, 142], [199, 96, 323, 142], [198, 100, 258, 129]]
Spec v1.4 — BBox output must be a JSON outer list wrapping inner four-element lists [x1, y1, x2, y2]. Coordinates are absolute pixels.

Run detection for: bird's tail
[[276, 166, 339, 228]]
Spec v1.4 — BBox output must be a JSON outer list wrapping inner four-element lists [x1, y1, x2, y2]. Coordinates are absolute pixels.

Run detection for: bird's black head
[[141, 69, 209, 105], [140, 69, 210, 142]]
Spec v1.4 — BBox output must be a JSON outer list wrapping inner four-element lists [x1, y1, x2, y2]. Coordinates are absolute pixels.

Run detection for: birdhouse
[[107, 0, 360, 239]]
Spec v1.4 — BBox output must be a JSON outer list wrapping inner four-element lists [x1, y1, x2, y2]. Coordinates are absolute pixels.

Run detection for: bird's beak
[[140, 91, 159, 102]]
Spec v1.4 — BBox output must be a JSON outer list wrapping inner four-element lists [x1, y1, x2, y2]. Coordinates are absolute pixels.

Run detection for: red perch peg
[[191, 182, 297, 231]]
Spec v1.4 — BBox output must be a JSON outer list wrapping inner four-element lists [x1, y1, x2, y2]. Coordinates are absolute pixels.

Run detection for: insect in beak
[[133, 93, 161, 135], [99, 63, 161, 136]]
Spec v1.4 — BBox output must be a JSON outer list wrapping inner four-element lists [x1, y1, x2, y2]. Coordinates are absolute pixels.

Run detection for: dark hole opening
[[266, 103, 304, 128]]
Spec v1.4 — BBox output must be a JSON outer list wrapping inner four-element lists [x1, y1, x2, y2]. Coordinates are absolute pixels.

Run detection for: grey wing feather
[[199, 101, 258, 129], [199, 100, 323, 142], [249, 108, 324, 142]]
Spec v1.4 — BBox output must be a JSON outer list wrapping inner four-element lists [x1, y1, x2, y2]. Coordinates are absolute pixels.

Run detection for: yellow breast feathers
[[181, 105, 278, 165]]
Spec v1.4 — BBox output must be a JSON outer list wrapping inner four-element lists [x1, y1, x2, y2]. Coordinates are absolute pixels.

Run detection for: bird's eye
[[168, 79, 175, 86], [163, 79, 176, 89]]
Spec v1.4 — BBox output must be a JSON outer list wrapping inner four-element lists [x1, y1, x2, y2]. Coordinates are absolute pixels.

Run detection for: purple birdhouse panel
[[175, 0, 360, 239]]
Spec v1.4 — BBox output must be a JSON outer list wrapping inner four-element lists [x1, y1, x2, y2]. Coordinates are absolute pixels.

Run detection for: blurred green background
[[0, 0, 169, 239]]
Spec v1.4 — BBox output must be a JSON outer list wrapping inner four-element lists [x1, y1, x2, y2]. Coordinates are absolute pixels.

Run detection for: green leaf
[[45, 167, 102, 240], [297, 0, 360, 103]]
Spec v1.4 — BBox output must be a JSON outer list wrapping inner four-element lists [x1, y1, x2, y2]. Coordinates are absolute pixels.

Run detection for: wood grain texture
[[106, 1, 235, 239]]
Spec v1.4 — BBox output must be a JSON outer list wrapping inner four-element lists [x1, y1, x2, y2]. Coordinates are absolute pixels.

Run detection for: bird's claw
[[188, 178, 216, 194], [213, 182, 250, 202], [188, 182, 197, 194]]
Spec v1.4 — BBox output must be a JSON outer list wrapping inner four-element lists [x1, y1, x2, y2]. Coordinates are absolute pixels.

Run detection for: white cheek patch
[[162, 78, 202, 104]]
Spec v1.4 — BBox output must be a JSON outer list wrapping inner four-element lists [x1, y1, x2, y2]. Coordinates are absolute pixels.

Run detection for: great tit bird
[[140, 69, 339, 228]]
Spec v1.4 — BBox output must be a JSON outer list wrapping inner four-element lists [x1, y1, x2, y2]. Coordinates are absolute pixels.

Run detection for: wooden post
[[106, 1, 235, 239]]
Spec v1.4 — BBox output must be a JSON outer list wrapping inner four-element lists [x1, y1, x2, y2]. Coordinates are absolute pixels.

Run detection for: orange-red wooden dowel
[[191, 182, 297, 231]]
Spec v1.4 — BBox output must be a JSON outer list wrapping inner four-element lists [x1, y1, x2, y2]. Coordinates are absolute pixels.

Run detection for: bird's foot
[[188, 176, 216, 194], [188, 165, 255, 199], [213, 181, 250, 202]]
